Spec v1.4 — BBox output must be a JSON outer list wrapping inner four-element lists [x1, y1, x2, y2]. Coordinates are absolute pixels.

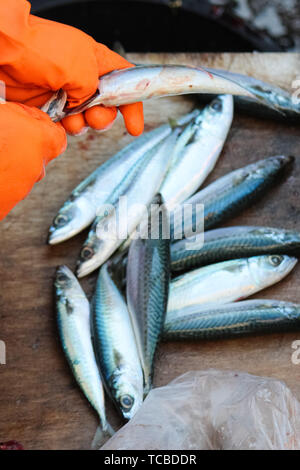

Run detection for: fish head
[[233, 155, 294, 190], [261, 227, 300, 248], [248, 254, 297, 288], [42, 89, 67, 122], [252, 155, 294, 179], [209, 94, 233, 117], [48, 197, 96, 245], [55, 265, 74, 291], [76, 217, 119, 278], [280, 230, 300, 248], [54, 266, 82, 307], [54, 265, 86, 313], [77, 231, 102, 278], [201, 94, 234, 133], [112, 376, 143, 421]]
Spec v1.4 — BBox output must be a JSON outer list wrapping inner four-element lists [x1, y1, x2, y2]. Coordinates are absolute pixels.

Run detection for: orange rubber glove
[[0, 102, 66, 220], [0, 0, 144, 136]]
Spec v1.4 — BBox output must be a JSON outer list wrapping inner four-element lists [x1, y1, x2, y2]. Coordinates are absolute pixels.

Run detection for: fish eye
[[120, 394, 134, 411], [54, 214, 69, 228], [212, 99, 222, 112], [269, 255, 283, 266], [80, 246, 94, 261], [56, 272, 69, 284]]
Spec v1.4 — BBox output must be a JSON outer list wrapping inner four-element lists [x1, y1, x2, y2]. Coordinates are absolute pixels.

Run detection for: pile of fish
[[48, 65, 300, 443]]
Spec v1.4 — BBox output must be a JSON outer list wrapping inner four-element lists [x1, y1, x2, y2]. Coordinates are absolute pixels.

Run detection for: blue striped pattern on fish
[[164, 299, 300, 340]]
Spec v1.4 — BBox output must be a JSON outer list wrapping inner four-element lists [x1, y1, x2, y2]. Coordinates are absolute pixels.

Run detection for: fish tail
[[143, 375, 152, 399], [206, 68, 282, 114], [168, 117, 179, 129], [91, 421, 115, 450]]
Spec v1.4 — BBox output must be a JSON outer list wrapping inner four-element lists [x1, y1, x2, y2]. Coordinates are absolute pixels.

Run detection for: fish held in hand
[[45, 65, 300, 122]]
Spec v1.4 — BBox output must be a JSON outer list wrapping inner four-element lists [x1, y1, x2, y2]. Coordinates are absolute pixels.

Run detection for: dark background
[[30, 0, 300, 53]]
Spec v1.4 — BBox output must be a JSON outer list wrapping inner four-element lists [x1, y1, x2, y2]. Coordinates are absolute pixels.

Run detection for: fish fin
[[91, 422, 115, 450], [143, 384, 151, 399], [168, 117, 179, 129]]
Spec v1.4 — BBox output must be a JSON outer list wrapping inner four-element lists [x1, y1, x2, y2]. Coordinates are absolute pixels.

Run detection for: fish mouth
[[76, 261, 96, 278], [122, 406, 140, 421], [77, 239, 123, 277], [272, 154, 294, 168], [280, 256, 298, 276], [48, 227, 69, 245], [76, 257, 103, 278], [48, 223, 86, 245], [282, 155, 295, 168], [48, 204, 95, 245]]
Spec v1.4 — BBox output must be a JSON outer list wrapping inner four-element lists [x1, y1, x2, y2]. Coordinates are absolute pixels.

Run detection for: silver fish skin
[[92, 263, 144, 420], [160, 95, 233, 210], [206, 67, 300, 119], [126, 198, 171, 394], [55, 266, 110, 434], [170, 155, 294, 240], [48, 109, 199, 245], [163, 299, 300, 341], [166, 255, 297, 322], [76, 131, 178, 278], [46, 65, 293, 121], [171, 226, 300, 272]]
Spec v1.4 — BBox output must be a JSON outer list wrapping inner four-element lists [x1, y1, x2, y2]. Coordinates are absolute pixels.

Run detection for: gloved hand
[[0, 102, 66, 220], [0, 0, 144, 136]]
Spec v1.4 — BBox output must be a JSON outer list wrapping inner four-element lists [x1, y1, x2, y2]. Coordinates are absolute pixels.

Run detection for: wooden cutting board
[[0, 53, 300, 450]]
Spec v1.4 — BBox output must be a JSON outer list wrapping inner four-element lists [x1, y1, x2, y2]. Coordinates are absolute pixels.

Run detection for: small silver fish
[[163, 299, 300, 341], [170, 155, 294, 239], [92, 263, 144, 420], [171, 226, 300, 272], [160, 94, 233, 210], [166, 255, 297, 322], [126, 197, 171, 394], [55, 266, 112, 437], [45, 65, 298, 121]]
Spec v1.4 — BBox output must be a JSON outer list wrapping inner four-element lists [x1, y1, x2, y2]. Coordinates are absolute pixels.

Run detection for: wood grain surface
[[0, 53, 300, 450]]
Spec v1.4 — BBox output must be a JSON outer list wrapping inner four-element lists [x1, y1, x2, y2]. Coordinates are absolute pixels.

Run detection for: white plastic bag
[[102, 369, 300, 450]]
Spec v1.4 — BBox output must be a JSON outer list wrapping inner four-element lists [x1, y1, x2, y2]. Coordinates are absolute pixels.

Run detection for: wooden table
[[0, 53, 300, 450]]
